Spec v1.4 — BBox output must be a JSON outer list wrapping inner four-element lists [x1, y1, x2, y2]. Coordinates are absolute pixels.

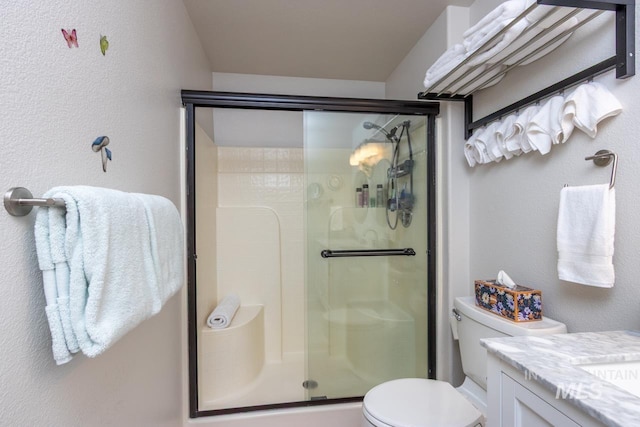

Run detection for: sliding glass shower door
[[304, 111, 430, 400]]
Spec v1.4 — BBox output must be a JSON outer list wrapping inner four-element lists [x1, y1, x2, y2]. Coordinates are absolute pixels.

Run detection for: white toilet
[[361, 296, 567, 427]]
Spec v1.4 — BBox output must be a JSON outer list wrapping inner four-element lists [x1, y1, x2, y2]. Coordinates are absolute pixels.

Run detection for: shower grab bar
[[320, 248, 416, 258]]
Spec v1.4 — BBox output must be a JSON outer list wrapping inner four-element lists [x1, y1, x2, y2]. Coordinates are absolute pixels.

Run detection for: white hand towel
[[557, 184, 615, 287], [34, 208, 73, 365], [525, 95, 565, 154], [474, 122, 502, 164], [207, 294, 241, 329], [505, 104, 540, 153], [495, 114, 518, 159], [464, 132, 479, 167], [464, 126, 493, 167], [564, 82, 622, 138], [41, 186, 184, 359]]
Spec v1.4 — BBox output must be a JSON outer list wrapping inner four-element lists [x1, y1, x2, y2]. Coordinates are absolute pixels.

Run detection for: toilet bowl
[[361, 296, 567, 427], [362, 378, 484, 427]]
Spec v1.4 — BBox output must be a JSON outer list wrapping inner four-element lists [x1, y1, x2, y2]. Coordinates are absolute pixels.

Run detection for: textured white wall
[[0, 1, 211, 426], [386, 0, 640, 383], [385, 6, 470, 385], [466, 2, 640, 332]]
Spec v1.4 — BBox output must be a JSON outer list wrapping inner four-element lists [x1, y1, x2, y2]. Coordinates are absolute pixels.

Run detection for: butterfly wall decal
[[100, 35, 109, 56], [61, 29, 78, 48]]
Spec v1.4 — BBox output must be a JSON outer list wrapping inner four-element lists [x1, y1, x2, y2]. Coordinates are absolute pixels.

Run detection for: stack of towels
[[464, 81, 622, 167], [424, 0, 581, 92], [34, 186, 184, 365]]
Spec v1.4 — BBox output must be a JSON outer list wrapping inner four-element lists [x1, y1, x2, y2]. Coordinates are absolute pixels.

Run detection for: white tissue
[[496, 270, 517, 289]]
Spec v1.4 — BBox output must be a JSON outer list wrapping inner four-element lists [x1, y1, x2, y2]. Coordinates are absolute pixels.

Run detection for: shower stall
[[182, 91, 439, 418]]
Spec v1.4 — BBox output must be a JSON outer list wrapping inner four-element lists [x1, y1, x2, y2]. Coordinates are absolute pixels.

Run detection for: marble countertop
[[481, 330, 640, 427]]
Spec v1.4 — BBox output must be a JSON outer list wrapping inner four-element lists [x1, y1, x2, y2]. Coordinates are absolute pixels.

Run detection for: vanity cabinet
[[486, 354, 606, 427]]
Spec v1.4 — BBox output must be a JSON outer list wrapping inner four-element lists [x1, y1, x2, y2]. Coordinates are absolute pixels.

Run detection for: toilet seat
[[362, 378, 484, 427]]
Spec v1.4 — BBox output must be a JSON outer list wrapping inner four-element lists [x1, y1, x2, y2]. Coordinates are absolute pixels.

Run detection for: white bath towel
[[504, 104, 540, 154], [467, 20, 528, 66], [37, 186, 184, 359], [463, 0, 535, 48], [424, 44, 467, 90], [525, 95, 565, 155], [34, 208, 73, 365], [563, 82, 623, 139], [557, 184, 615, 287], [207, 294, 241, 329]]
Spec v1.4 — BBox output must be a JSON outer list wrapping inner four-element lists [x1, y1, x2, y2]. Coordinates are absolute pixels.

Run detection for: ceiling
[[183, 0, 474, 82]]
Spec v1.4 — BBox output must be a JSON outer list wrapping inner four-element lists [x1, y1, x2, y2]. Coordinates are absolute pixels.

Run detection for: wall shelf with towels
[[417, 0, 635, 139]]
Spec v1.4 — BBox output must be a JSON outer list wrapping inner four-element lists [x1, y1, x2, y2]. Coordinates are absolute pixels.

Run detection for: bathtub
[[186, 402, 363, 427]]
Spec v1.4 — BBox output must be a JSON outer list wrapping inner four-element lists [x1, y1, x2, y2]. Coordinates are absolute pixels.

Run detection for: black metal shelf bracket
[[418, 0, 635, 140]]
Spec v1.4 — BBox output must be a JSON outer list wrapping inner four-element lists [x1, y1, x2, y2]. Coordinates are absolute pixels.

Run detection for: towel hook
[[585, 149, 618, 189], [3, 187, 66, 217]]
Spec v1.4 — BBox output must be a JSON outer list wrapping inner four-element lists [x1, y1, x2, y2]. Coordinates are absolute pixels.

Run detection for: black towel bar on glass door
[[3, 187, 66, 217], [321, 248, 416, 258]]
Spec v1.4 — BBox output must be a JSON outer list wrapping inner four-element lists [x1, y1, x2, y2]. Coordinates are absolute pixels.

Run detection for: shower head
[[362, 121, 398, 143], [363, 121, 379, 130]]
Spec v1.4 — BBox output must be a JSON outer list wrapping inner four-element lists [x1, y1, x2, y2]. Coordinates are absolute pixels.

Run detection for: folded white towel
[[563, 82, 623, 138], [36, 186, 184, 360], [463, 0, 535, 44], [504, 104, 540, 154], [207, 294, 241, 329], [503, 16, 578, 66], [424, 44, 467, 90], [525, 95, 565, 154], [557, 184, 615, 287], [467, 20, 528, 66]]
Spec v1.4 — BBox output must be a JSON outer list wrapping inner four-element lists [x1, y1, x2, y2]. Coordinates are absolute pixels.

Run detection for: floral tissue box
[[474, 279, 542, 322]]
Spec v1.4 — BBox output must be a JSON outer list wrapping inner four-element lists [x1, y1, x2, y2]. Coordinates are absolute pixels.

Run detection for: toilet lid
[[363, 378, 483, 427]]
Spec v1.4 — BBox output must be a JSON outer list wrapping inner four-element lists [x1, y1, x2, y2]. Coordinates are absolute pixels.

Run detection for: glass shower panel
[[304, 111, 429, 400]]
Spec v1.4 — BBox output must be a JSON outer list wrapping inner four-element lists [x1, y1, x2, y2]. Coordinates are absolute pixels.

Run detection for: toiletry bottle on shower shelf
[[389, 182, 396, 211], [376, 184, 384, 208], [362, 184, 369, 208], [356, 187, 363, 208]]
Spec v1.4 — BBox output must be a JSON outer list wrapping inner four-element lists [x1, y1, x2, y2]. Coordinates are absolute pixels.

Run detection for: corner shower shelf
[[418, 0, 635, 139]]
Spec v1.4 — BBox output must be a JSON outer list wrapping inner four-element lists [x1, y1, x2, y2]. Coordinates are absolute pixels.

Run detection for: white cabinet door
[[501, 373, 580, 427]]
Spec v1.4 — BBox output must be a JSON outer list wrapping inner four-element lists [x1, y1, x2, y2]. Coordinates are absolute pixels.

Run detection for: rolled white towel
[[207, 294, 241, 329], [526, 95, 566, 154], [505, 104, 540, 154]]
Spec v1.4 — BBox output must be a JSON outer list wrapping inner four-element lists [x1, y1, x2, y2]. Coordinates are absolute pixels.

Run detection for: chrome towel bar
[[585, 150, 618, 189], [4, 187, 66, 217]]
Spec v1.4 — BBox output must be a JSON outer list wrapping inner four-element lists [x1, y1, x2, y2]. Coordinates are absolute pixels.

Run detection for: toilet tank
[[452, 296, 567, 391]]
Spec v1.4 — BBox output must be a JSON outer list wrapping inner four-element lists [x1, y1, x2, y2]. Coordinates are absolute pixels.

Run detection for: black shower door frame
[[181, 90, 439, 418]]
